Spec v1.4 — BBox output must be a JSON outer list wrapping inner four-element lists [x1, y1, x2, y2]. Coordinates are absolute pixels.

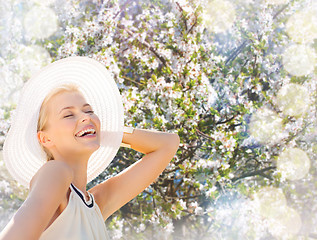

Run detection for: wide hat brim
[[3, 56, 124, 188]]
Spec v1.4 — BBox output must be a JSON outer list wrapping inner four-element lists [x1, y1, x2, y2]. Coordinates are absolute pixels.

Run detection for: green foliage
[[33, 0, 317, 238]]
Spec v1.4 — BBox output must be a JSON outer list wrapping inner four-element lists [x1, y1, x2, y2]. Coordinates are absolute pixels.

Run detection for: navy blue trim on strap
[[70, 183, 94, 208]]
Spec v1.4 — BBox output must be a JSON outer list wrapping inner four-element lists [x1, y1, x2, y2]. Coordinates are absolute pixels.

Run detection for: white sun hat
[[3, 56, 124, 188]]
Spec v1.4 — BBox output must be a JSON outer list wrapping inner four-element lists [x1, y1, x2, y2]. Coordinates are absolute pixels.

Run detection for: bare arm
[[90, 128, 180, 220], [0, 161, 73, 240]]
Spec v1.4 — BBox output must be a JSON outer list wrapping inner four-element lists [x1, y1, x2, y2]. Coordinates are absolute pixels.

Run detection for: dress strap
[[70, 183, 94, 208]]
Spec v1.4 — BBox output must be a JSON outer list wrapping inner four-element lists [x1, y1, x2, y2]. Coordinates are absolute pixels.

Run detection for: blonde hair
[[37, 83, 80, 161]]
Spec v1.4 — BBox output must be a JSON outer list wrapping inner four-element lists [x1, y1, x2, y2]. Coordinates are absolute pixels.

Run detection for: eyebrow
[[59, 103, 91, 114]]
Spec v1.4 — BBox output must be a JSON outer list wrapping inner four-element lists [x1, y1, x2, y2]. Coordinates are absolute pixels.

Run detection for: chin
[[90, 143, 101, 152], [92, 144, 101, 152]]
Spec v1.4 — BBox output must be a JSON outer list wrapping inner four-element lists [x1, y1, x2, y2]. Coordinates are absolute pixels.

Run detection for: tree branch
[[273, 2, 290, 19], [195, 128, 214, 140], [216, 115, 236, 125], [187, 14, 198, 34], [121, 75, 143, 86], [231, 166, 276, 182], [118, 24, 169, 68], [225, 40, 247, 66], [114, 0, 134, 20], [225, 1, 290, 66], [175, 2, 188, 31]]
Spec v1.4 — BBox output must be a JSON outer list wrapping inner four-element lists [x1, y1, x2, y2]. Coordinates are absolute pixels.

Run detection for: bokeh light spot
[[32, 0, 56, 6], [24, 6, 59, 39], [282, 44, 316, 77], [286, 7, 317, 44], [277, 147, 310, 181], [254, 186, 287, 218], [276, 83, 310, 117], [204, 0, 236, 33], [265, 0, 289, 5], [0, 67, 23, 106], [267, 206, 302, 238], [249, 107, 284, 145], [17, 45, 52, 79], [254, 187, 302, 237]]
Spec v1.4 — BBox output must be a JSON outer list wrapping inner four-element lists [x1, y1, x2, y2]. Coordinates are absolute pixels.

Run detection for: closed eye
[[63, 111, 94, 118]]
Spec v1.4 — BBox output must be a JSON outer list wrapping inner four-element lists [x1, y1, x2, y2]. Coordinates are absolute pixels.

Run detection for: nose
[[80, 112, 91, 122]]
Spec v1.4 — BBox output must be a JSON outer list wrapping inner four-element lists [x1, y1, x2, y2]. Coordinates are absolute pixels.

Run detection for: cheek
[[55, 121, 76, 136], [93, 116, 101, 128]]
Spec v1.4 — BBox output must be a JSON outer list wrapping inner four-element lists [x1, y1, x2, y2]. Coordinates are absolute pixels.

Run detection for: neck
[[69, 160, 88, 194], [50, 149, 92, 194], [53, 157, 89, 194]]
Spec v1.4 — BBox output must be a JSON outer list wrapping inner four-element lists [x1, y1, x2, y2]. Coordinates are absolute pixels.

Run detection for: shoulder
[[0, 161, 74, 239], [26, 161, 74, 228], [30, 160, 73, 191]]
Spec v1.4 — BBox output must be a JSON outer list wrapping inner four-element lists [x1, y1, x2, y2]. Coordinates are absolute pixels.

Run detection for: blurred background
[[0, 0, 317, 239]]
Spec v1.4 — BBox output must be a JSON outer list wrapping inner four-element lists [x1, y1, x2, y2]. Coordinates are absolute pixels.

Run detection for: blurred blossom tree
[[1, 0, 317, 239]]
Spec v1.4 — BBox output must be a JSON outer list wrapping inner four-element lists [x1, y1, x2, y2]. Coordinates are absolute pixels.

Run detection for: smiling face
[[37, 90, 101, 162]]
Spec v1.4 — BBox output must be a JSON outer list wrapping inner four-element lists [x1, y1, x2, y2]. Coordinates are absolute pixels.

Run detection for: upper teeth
[[76, 128, 96, 137]]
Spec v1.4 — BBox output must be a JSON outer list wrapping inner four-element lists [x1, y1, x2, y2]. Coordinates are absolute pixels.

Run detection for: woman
[[0, 57, 180, 239]]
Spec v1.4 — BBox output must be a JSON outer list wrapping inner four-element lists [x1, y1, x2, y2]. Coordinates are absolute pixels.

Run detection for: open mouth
[[75, 128, 96, 138]]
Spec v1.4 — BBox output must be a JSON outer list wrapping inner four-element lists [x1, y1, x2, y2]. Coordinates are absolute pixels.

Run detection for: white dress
[[39, 183, 110, 240]]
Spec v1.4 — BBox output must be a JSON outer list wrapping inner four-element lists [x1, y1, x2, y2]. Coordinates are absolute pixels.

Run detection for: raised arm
[[90, 128, 180, 220], [0, 161, 73, 240]]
